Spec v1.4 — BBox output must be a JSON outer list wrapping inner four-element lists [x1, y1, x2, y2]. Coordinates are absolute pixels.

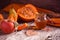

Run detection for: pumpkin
[[17, 4, 38, 21]]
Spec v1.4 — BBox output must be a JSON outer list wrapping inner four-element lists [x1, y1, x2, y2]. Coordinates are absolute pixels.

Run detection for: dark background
[[0, 0, 60, 13]]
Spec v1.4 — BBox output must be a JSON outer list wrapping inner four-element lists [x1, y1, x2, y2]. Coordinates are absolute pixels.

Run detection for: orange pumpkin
[[17, 4, 38, 21]]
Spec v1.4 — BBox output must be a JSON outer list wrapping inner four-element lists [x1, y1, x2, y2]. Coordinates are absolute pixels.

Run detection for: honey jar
[[34, 12, 47, 30]]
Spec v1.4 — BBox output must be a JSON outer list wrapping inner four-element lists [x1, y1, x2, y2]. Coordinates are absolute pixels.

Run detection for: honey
[[34, 13, 47, 30]]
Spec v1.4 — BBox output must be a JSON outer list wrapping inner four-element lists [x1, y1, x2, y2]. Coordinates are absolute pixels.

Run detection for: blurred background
[[0, 0, 60, 13]]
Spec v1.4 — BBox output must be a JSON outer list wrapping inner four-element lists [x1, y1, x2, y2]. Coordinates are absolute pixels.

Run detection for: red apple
[[1, 20, 14, 34]]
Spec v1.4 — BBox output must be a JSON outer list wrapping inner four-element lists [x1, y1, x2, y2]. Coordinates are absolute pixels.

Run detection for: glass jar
[[34, 12, 47, 30]]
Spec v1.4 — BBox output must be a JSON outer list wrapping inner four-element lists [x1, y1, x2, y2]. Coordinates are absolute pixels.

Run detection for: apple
[[1, 20, 14, 34]]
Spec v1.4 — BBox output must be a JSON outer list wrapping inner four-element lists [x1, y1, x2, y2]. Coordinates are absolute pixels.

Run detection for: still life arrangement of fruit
[[0, 3, 60, 34]]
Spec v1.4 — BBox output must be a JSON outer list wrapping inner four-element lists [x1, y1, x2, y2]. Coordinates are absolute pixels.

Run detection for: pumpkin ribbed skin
[[17, 4, 38, 21]]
